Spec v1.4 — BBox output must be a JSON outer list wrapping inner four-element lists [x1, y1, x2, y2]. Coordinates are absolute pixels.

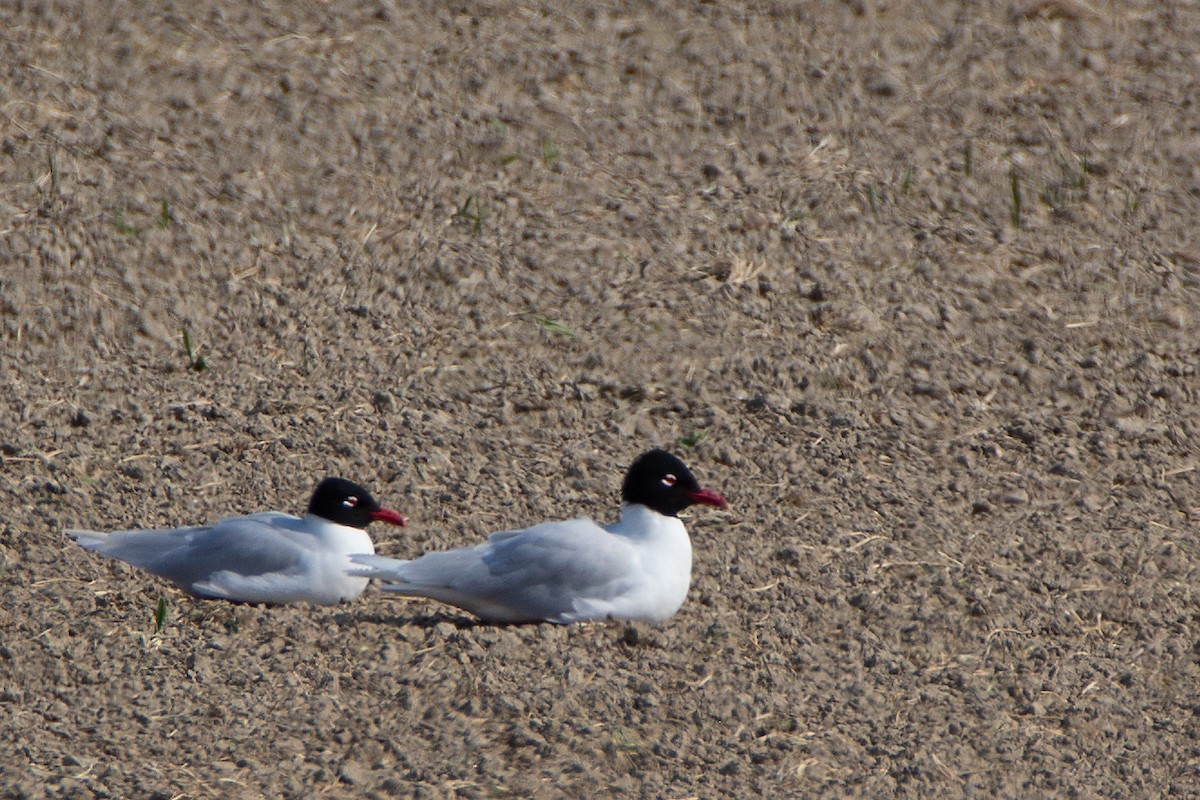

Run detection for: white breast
[[604, 504, 694, 621]]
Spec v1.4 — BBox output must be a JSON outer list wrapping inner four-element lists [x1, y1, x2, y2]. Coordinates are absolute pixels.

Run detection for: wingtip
[[66, 529, 107, 548], [347, 553, 399, 579]]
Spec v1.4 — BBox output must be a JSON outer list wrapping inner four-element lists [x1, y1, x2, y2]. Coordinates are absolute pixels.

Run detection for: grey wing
[[382, 518, 638, 621], [69, 513, 305, 592]]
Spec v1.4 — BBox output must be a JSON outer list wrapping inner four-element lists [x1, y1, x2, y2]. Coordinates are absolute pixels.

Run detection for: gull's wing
[[68, 512, 308, 595], [353, 517, 638, 623]]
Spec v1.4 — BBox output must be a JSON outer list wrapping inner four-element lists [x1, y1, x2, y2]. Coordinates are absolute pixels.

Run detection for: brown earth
[[3, 1, 1200, 797]]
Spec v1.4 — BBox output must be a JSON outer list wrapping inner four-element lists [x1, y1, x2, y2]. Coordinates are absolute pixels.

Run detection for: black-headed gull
[[68, 477, 406, 605], [350, 449, 728, 623]]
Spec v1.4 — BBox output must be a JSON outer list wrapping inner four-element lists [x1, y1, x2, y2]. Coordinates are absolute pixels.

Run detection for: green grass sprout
[[864, 184, 881, 220], [541, 136, 561, 168], [522, 312, 576, 338], [113, 210, 139, 236], [152, 596, 167, 634], [48, 150, 61, 197], [1009, 167, 1022, 228], [181, 328, 208, 371], [455, 193, 484, 233], [1041, 153, 1089, 214]]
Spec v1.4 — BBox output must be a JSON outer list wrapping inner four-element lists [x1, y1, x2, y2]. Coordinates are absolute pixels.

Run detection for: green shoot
[[48, 150, 61, 197], [488, 118, 509, 140], [679, 430, 709, 449], [864, 184, 880, 219], [455, 193, 484, 233], [541, 136, 560, 168], [1041, 152, 1089, 213], [488, 120, 522, 164], [113, 210, 138, 236], [1071, 157, 1088, 192], [607, 725, 643, 754], [1009, 167, 1022, 229], [181, 328, 208, 371], [409, 452, 427, 483], [522, 313, 576, 338], [1124, 190, 1140, 216], [152, 596, 167, 633], [158, 199, 173, 229]]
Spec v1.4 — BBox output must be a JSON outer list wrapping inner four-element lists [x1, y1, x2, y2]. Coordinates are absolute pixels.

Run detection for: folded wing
[[68, 512, 307, 597], [352, 518, 639, 623]]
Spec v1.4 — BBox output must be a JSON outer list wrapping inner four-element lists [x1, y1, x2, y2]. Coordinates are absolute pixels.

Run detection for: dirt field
[[3, 1, 1200, 797]]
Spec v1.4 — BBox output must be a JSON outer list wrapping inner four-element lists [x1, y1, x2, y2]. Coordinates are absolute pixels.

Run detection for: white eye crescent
[[661, 474, 677, 488], [343, 496, 359, 508]]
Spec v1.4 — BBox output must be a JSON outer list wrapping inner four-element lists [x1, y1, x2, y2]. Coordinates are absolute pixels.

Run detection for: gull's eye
[[661, 474, 677, 488], [343, 496, 359, 509]]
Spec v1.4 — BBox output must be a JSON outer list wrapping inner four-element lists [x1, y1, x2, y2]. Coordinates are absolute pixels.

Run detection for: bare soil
[[3, 1, 1200, 798]]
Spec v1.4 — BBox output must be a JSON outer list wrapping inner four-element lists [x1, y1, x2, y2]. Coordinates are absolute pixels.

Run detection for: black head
[[306, 477, 407, 529], [621, 449, 728, 517]]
